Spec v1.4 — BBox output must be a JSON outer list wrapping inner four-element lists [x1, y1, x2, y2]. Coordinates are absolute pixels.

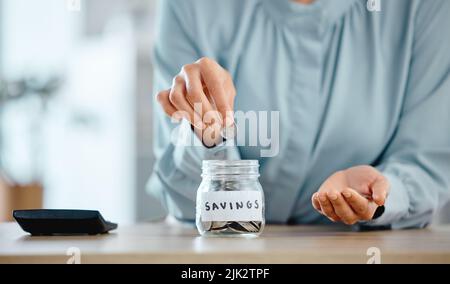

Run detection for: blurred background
[[0, 0, 448, 225], [0, 0, 166, 223]]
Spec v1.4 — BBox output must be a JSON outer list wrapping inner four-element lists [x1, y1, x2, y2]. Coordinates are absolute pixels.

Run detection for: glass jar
[[196, 160, 265, 237]]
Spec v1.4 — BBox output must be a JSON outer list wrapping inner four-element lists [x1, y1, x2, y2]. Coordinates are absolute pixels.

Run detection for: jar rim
[[202, 160, 259, 167], [202, 160, 260, 177]]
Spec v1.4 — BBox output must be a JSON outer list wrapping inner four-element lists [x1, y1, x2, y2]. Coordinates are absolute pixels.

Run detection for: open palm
[[312, 165, 390, 225]]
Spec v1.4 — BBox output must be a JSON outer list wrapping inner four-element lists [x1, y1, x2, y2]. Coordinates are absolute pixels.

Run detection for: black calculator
[[13, 209, 118, 236]]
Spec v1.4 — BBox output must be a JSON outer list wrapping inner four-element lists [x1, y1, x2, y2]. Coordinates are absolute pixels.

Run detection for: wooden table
[[1, 221, 450, 264]]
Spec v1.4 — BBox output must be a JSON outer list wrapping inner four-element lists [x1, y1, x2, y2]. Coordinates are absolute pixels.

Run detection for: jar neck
[[202, 160, 260, 178]]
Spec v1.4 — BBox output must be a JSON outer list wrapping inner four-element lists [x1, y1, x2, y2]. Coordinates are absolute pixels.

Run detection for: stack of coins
[[202, 221, 262, 234]]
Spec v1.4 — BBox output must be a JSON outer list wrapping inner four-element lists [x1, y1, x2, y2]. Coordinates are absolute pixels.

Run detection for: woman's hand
[[311, 165, 390, 225], [156, 57, 236, 147]]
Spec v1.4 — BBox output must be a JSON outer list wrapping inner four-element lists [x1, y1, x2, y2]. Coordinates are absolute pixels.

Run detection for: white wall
[[1, 0, 81, 80]]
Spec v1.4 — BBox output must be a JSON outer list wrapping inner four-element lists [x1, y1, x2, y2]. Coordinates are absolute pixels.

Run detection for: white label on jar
[[200, 191, 263, 222]]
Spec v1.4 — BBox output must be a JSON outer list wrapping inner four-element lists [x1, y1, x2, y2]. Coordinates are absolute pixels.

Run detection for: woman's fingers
[[156, 57, 237, 147], [311, 193, 322, 213], [156, 89, 180, 120], [318, 192, 341, 222], [181, 64, 221, 125], [224, 74, 237, 109], [371, 175, 389, 206], [327, 190, 359, 225], [197, 57, 235, 127], [312, 167, 390, 225], [169, 75, 204, 129], [342, 188, 372, 220]]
